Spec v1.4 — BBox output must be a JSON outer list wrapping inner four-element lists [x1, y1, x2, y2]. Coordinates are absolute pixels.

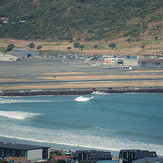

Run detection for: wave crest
[[75, 96, 94, 102], [0, 111, 40, 120], [91, 91, 109, 95]]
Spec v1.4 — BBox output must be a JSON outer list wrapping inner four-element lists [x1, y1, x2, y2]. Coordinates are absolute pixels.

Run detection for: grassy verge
[[39, 50, 79, 55], [0, 47, 5, 52]]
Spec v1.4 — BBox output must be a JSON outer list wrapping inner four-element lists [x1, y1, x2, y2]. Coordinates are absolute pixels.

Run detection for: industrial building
[[138, 59, 163, 69], [11, 48, 36, 58], [0, 141, 50, 162]]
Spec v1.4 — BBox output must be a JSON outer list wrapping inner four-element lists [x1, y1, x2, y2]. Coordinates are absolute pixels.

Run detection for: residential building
[[76, 150, 112, 163], [0, 141, 50, 162], [119, 149, 157, 163], [133, 157, 163, 163]]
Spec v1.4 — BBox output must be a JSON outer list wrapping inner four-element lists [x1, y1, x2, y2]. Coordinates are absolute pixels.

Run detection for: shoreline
[[1, 87, 163, 96]]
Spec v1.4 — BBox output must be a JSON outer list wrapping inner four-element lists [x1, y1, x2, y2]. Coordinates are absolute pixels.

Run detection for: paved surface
[[0, 58, 163, 90]]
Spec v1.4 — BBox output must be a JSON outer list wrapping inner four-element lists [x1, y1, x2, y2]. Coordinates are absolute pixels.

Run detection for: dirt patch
[[37, 75, 163, 80], [0, 81, 162, 90], [43, 72, 89, 75], [0, 78, 28, 82], [125, 70, 163, 73]]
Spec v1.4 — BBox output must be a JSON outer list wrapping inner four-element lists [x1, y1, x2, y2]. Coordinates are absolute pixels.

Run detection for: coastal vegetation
[[0, 0, 162, 41], [0, 37, 163, 56]]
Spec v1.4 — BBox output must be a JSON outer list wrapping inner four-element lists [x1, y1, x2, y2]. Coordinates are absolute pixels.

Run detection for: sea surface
[[0, 93, 163, 156]]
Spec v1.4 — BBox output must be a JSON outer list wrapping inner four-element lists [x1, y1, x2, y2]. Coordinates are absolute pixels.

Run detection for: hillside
[[0, 0, 163, 41]]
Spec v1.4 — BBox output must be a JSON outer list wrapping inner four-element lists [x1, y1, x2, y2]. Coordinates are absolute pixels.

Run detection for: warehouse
[[11, 48, 36, 58], [0, 141, 50, 162], [138, 59, 163, 69]]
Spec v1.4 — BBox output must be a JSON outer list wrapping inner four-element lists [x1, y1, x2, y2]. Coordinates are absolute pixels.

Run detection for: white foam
[[75, 96, 94, 102], [91, 91, 109, 95], [0, 111, 40, 120], [0, 98, 50, 104], [0, 123, 163, 156]]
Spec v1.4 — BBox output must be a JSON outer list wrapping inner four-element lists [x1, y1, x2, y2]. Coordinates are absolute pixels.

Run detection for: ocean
[[0, 93, 163, 156]]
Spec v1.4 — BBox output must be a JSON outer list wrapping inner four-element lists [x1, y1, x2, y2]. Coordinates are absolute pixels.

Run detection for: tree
[[53, 160, 66, 163], [6, 44, 15, 52], [37, 45, 42, 51], [109, 43, 116, 49], [73, 42, 80, 48], [67, 47, 72, 50], [142, 44, 145, 49], [126, 38, 131, 43], [155, 36, 158, 41], [94, 44, 98, 49], [80, 45, 85, 50], [79, 160, 92, 163], [29, 42, 35, 48]]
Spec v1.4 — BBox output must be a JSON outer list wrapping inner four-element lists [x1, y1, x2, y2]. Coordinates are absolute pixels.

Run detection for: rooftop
[[0, 141, 49, 150]]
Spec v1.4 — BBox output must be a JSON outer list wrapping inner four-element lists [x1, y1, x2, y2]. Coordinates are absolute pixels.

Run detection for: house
[[132, 157, 163, 163], [0, 141, 50, 162], [0, 17, 9, 24], [119, 149, 157, 163], [53, 156, 75, 163], [0, 17, 9, 21], [76, 150, 112, 163], [11, 48, 36, 58]]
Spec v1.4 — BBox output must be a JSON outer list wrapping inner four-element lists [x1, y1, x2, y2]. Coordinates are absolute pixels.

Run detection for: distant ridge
[[0, 0, 162, 41]]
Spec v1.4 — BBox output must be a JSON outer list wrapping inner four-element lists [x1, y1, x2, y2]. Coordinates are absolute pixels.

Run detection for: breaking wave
[[91, 91, 109, 95], [0, 111, 41, 120], [1, 124, 163, 156], [75, 96, 94, 102], [0, 98, 50, 104]]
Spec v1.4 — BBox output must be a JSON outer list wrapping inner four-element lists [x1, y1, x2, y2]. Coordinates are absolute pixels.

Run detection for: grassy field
[[0, 38, 163, 56]]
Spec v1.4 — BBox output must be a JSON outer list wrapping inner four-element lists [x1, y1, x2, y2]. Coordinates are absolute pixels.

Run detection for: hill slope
[[0, 0, 163, 41]]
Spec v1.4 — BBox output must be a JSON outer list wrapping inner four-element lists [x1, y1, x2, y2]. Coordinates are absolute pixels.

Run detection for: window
[[155, 62, 160, 66]]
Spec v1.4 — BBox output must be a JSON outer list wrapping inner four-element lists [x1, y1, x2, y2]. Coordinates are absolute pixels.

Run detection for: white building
[[0, 53, 18, 61]]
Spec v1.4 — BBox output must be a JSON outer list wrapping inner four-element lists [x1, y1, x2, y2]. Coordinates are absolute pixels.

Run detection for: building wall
[[122, 59, 138, 66], [0, 54, 17, 61], [27, 149, 42, 160], [138, 61, 163, 69], [11, 49, 36, 58], [5, 157, 27, 162]]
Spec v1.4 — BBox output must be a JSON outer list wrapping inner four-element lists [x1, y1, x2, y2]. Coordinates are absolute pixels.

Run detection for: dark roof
[[119, 149, 157, 159], [138, 59, 163, 62], [76, 150, 112, 160], [0, 141, 49, 151]]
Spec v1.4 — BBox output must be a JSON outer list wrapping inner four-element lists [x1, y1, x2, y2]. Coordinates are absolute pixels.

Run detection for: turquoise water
[[0, 93, 163, 156]]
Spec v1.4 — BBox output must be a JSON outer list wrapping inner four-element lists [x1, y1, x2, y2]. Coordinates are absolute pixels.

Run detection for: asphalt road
[[0, 78, 163, 85]]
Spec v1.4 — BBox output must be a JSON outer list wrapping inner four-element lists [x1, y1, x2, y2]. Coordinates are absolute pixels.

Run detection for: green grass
[[82, 44, 93, 50], [146, 47, 163, 50], [42, 43, 65, 46], [39, 50, 79, 55], [0, 47, 5, 52]]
